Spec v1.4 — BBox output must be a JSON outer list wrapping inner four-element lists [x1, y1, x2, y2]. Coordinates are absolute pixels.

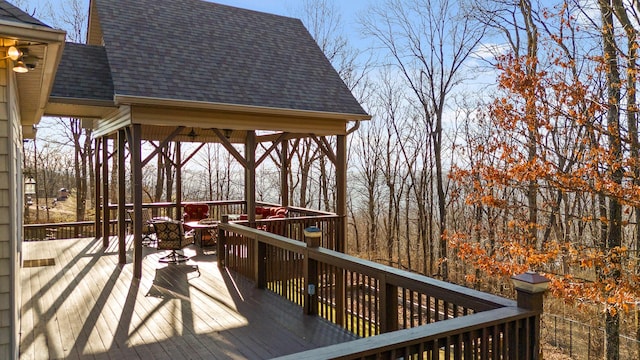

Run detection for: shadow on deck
[[19, 236, 357, 360]]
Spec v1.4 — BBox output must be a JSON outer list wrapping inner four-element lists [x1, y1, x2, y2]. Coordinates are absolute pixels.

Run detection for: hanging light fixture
[[3, 46, 35, 73], [4, 46, 21, 61], [13, 60, 28, 73], [24, 175, 36, 195]]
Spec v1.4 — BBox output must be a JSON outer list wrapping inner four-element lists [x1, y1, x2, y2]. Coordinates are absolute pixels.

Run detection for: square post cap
[[511, 271, 550, 293]]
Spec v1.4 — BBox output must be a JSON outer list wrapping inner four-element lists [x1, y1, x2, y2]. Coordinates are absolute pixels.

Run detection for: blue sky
[[31, 0, 368, 45]]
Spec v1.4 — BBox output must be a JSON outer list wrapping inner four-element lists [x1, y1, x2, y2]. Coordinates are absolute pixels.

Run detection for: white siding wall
[[0, 45, 22, 360]]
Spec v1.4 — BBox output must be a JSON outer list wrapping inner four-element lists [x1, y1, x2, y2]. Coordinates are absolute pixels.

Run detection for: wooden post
[[512, 271, 550, 360], [336, 134, 347, 253], [117, 129, 127, 264], [176, 141, 182, 220], [256, 240, 266, 289], [102, 136, 110, 247], [335, 134, 347, 327], [245, 131, 256, 223], [131, 124, 144, 279], [218, 215, 228, 268], [379, 278, 398, 333], [280, 139, 289, 207], [94, 138, 102, 240], [304, 248, 318, 315]]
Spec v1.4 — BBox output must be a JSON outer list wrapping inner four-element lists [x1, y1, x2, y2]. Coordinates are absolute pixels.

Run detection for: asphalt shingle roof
[[0, 1, 50, 27], [89, 0, 366, 115], [50, 43, 114, 102]]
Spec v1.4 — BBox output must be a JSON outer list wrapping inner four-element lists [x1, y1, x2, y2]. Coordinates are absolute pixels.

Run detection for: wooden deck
[[19, 237, 357, 360]]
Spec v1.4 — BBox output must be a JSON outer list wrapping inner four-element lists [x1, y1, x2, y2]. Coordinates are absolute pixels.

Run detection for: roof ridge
[[180, 0, 300, 21]]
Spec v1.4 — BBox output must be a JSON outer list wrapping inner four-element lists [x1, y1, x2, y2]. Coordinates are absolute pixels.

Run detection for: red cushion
[[184, 204, 209, 221]]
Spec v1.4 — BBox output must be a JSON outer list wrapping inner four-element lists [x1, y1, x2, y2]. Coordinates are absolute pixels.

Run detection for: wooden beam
[[255, 132, 309, 144], [336, 134, 347, 253], [213, 128, 248, 168], [335, 134, 348, 330], [94, 138, 102, 240], [147, 141, 177, 168], [312, 135, 337, 165], [131, 124, 144, 279], [102, 136, 110, 247], [176, 142, 182, 220], [141, 126, 184, 167], [132, 105, 353, 135], [117, 129, 127, 264], [182, 142, 206, 165], [321, 136, 337, 162], [281, 139, 289, 207], [245, 131, 256, 223], [256, 132, 287, 167]]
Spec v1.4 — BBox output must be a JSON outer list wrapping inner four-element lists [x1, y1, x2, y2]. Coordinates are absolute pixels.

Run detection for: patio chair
[[184, 203, 211, 241], [127, 209, 156, 246], [183, 203, 210, 223], [154, 220, 194, 263]]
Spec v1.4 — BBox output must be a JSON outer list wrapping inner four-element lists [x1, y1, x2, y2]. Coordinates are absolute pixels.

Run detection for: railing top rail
[[107, 200, 247, 209], [232, 214, 340, 225], [221, 222, 304, 253], [285, 205, 335, 216], [24, 220, 110, 228], [255, 201, 336, 216], [311, 246, 515, 310], [104, 200, 337, 217], [273, 307, 534, 360], [219, 222, 515, 310]]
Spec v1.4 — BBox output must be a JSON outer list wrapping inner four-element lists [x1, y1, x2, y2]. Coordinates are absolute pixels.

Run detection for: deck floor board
[[20, 236, 357, 359]]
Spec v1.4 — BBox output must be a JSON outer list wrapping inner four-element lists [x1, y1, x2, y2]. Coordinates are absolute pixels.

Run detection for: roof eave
[[30, 40, 65, 127], [48, 96, 115, 107], [0, 19, 65, 42], [114, 94, 371, 122], [2, 20, 66, 135]]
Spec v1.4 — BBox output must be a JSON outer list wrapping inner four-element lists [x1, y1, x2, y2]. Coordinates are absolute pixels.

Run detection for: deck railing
[[23, 220, 121, 241], [104, 200, 331, 222], [23, 200, 246, 241], [23, 202, 544, 358], [106, 200, 248, 221], [24, 201, 341, 248], [218, 221, 544, 359], [234, 214, 341, 250]]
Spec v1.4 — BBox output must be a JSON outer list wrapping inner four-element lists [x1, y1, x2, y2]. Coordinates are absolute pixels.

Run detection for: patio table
[[184, 219, 218, 248]]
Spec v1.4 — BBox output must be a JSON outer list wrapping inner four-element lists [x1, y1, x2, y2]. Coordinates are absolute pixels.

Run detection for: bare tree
[[30, 0, 91, 220], [288, 0, 371, 214], [362, 0, 485, 279]]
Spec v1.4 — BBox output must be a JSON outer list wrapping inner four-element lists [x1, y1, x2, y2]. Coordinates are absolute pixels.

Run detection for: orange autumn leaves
[[450, 49, 640, 312]]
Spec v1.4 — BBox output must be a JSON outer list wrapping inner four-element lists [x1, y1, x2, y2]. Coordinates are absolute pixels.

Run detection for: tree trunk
[[610, 0, 640, 350], [599, 1, 622, 358], [433, 108, 447, 280]]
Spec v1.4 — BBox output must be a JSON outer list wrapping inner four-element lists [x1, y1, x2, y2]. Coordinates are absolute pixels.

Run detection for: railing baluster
[[215, 222, 544, 359]]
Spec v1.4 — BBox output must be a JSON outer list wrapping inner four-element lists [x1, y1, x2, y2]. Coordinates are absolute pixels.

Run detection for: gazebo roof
[[47, 0, 368, 125]]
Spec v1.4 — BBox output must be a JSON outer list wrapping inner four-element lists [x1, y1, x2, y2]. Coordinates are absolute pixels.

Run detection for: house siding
[[0, 44, 22, 360]]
